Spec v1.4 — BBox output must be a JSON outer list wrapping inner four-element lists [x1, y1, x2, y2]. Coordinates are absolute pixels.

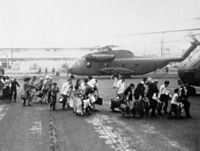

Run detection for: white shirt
[[113, 77, 118, 88], [61, 82, 72, 95], [159, 84, 169, 97], [87, 79, 97, 88], [171, 93, 179, 105], [116, 79, 125, 94]]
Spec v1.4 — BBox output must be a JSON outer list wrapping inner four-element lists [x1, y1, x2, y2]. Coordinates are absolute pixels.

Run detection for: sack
[[69, 98, 74, 108], [59, 96, 63, 103], [95, 97, 103, 105]]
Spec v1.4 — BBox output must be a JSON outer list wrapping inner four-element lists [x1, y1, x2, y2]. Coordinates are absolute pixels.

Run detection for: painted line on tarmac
[[29, 121, 42, 136], [86, 114, 189, 151], [0, 105, 8, 121], [116, 120, 189, 151], [86, 114, 145, 151]]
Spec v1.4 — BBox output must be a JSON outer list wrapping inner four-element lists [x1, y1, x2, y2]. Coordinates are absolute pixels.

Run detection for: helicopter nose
[[67, 67, 73, 74]]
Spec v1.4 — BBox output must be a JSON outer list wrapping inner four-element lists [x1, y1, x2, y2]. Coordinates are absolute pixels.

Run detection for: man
[[158, 80, 170, 114], [122, 83, 135, 116], [168, 88, 179, 119], [146, 80, 159, 117], [115, 75, 125, 99], [10, 78, 20, 102], [178, 80, 191, 118], [61, 78, 73, 110]]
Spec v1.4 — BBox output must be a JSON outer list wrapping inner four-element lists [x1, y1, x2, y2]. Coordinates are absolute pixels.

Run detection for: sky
[[0, 0, 199, 56]]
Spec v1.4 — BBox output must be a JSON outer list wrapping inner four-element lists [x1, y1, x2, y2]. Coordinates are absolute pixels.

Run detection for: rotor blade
[[118, 28, 200, 36]]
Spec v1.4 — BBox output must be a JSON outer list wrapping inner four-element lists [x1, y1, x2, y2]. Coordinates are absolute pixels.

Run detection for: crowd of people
[[112, 74, 191, 119], [20, 75, 100, 116], [0, 73, 192, 119], [0, 75, 20, 102]]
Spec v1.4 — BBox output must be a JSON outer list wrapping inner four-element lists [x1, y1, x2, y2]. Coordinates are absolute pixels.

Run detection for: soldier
[[10, 78, 20, 102]]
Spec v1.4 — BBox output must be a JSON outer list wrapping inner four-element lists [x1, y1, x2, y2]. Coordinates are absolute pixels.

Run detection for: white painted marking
[[0, 105, 7, 121], [86, 114, 137, 151], [86, 114, 189, 151], [29, 121, 42, 136]]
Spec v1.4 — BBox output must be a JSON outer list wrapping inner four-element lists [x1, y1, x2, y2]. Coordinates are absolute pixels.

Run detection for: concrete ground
[[0, 77, 199, 151]]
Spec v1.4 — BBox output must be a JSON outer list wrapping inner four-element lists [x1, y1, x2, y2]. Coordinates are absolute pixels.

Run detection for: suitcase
[[95, 97, 103, 105], [110, 97, 122, 111]]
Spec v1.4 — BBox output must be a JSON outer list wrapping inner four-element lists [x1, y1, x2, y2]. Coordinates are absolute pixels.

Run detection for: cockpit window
[[86, 62, 91, 67]]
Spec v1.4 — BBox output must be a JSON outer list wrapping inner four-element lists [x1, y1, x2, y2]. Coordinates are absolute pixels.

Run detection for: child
[[168, 88, 179, 119], [73, 85, 83, 115], [50, 82, 59, 110]]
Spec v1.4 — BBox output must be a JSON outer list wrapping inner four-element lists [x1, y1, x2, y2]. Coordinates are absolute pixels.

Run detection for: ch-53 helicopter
[[67, 40, 199, 77], [178, 37, 200, 95]]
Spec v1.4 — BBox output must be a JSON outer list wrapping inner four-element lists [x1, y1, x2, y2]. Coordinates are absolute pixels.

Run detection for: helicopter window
[[86, 62, 91, 67]]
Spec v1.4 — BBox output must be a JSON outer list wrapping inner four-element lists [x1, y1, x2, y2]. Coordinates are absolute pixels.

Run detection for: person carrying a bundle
[[50, 82, 59, 110]]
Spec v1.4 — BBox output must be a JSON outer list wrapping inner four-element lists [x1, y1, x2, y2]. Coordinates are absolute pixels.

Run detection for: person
[[45, 67, 48, 75], [60, 78, 73, 110], [10, 78, 20, 102], [121, 83, 135, 116], [111, 72, 119, 89], [178, 80, 191, 118], [52, 68, 55, 76], [168, 88, 180, 119], [146, 79, 159, 117], [50, 82, 59, 110], [158, 80, 170, 115], [40, 75, 52, 103], [133, 78, 147, 117], [87, 75, 98, 109], [23, 77, 32, 106], [2, 76, 11, 99], [115, 75, 125, 99]]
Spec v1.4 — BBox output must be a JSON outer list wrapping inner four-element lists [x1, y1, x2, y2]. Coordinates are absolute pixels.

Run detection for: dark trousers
[[50, 96, 57, 110], [11, 89, 17, 102], [62, 95, 68, 109], [168, 104, 178, 118], [183, 101, 191, 118], [149, 99, 157, 116], [160, 94, 169, 114]]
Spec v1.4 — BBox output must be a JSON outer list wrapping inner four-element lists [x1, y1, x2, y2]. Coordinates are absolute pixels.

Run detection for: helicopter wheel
[[187, 86, 196, 96]]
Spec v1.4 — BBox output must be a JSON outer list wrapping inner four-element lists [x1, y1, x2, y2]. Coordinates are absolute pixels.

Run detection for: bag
[[59, 96, 63, 103], [69, 98, 74, 108], [95, 97, 103, 105], [37, 92, 43, 98]]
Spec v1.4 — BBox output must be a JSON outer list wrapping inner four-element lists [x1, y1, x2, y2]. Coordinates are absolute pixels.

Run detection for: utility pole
[[161, 32, 165, 57]]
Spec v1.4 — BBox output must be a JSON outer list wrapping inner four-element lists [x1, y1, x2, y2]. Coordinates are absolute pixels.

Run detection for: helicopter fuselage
[[69, 57, 170, 76], [178, 47, 200, 86]]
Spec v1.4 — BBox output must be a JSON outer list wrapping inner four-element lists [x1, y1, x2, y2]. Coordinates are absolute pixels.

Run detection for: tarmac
[[0, 76, 199, 151]]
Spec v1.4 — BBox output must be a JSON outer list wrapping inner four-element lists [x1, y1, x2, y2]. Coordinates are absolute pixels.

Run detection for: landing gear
[[187, 86, 196, 96]]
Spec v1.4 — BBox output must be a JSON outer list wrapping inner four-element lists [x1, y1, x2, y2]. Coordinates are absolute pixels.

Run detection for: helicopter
[[178, 37, 200, 95], [67, 40, 199, 77]]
